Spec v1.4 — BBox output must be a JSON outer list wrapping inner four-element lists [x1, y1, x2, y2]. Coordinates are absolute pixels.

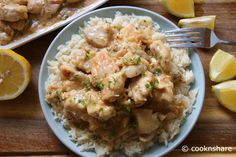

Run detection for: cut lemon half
[[160, 0, 195, 18], [0, 49, 31, 100], [209, 49, 236, 82], [212, 80, 236, 112], [178, 15, 216, 30]]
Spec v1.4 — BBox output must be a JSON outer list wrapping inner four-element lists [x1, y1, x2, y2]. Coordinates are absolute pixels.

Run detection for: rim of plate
[[39, 6, 205, 157]]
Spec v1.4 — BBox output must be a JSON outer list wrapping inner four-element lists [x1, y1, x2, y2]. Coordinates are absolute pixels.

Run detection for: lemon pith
[[0, 49, 31, 100]]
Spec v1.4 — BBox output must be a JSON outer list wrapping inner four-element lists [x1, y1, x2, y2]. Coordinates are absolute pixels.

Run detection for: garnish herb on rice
[[96, 81, 105, 90], [56, 90, 62, 98], [73, 74, 81, 80], [85, 50, 94, 60], [141, 72, 146, 77], [153, 79, 159, 88], [123, 57, 141, 65], [145, 80, 159, 90], [108, 76, 118, 88], [145, 83, 153, 90], [99, 108, 104, 113], [83, 81, 92, 90], [78, 99, 86, 106], [154, 68, 162, 76]]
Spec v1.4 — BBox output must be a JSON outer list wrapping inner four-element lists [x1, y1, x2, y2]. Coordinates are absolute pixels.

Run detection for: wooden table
[[1, 0, 236, 156]]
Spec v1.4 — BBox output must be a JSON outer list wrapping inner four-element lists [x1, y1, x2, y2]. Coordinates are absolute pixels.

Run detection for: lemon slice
[[212, 80, 236, 112], [0, 49, 31, 100], [160, 0, 195, 18], [178, 15, 216, 30], [209, 49, 236, 82]]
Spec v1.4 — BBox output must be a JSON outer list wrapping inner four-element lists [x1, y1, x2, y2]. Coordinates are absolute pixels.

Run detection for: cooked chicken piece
[[108, 41, 132, 58], [119, 24, 152, 44], [128, 71, 154, 106], [101, 71, 126, 102], [59, 64, 76, 79], [63, 90, 100, 131], [0, 32, 11, 45], [49, 0, 64, 4], [109, 42, 151, 64], [63, 90, 86, 110], [66, 0, 81, 3], [133, 49, 151, 61], [124, 64, 147, 78], [152, 74, 174, 103], [43, 0, 63, 18], [13, 0, 28, 5], [71, 49, 95, 73], [133, 109, 159, 134], [150, 40, 171, 72], [91, 50, 119, 81], [46, 82, 87, 105], [148, 57, 159, 72], [84, 24, 112, 48], [0, 20, 14, 45], [45, 85, 64, 105], [165, 104, 184, 121], [7, 20, 26, 31], [85, 91, 116, 121], [46, 79, 84, 97], [0, 0, 28, 5], [27, 0, 44, 14], [112, 47, 127, 58], [156, 74, 173, 89], [59, 64, 90, 83], [120, 52, 142, 66], [65, 109, 99, 131], [120, 24, 140, 43], [0, 4, 28, 22]]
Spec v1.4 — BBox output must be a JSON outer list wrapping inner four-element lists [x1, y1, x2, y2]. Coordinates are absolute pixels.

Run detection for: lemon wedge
[[0, 49, 31, 100], [178, 15, 216, 30], [209, 49, 236, 83], [212, 80, 236, 112], [160, 0, 195, 18]]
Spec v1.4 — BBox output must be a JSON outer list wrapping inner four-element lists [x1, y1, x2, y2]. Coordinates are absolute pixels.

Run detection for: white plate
[[0, 0, 108, 49]]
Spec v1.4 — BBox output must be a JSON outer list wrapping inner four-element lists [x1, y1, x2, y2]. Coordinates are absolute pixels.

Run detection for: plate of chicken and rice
[[39, 6, 205, 157]]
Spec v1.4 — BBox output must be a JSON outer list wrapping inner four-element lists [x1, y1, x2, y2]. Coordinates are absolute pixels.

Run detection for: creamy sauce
[[1, 0, 99, 45]]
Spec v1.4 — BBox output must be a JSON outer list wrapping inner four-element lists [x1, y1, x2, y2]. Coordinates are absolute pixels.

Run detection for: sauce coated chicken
[[45, 18, 187, 151], [0, 0, 82, 45]]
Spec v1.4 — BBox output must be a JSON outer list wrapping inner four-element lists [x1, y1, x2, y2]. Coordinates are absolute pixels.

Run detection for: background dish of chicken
[[0, 0, 108, 49]]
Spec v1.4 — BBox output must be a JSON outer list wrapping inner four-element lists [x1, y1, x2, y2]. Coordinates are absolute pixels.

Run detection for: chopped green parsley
[[55, 90, 62, 98], [123, 57, 141, 65], [145, 83, 153, 90], [73, 74, 81, 80], [96, 81, 105, 90]]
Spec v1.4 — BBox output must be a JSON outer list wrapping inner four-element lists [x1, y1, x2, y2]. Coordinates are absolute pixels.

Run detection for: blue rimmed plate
[[38, 6, 205, 157]]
